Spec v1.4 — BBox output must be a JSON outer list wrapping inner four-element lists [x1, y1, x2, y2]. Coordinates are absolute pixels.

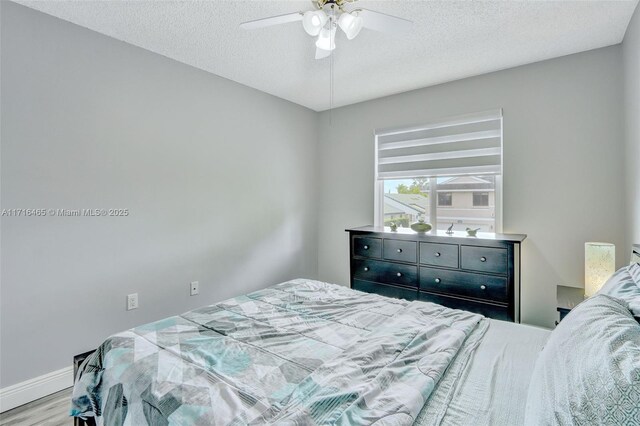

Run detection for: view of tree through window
[[382, 176, 497, 232]]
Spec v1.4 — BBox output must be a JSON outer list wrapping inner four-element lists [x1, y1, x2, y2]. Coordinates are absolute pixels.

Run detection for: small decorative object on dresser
[[410, 216, 432, 233], [466, 227, 481, 237], [446, 223, 454, 235], [347, 225, 526, 322], [389, 222, 398, 231]]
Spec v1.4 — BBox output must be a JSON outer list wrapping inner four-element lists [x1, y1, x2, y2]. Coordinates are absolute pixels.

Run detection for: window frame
[[374, 126, 503, 233]]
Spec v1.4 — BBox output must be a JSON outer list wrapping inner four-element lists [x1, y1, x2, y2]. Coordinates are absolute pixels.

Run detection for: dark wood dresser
[[347, 226, 526, 322]]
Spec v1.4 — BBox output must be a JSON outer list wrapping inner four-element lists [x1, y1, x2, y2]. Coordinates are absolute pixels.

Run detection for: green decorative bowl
[[410, 219, 432, 233]]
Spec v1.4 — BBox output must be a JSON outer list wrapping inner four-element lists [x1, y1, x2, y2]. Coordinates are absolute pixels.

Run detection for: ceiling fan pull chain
[[330, 4, 335, 119]]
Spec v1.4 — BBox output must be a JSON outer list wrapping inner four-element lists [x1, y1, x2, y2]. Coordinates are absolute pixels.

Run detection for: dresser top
[[346, 225, 527, 243]]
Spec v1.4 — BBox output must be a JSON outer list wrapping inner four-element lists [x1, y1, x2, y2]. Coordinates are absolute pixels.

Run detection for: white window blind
[[375, 109, 503, 179]]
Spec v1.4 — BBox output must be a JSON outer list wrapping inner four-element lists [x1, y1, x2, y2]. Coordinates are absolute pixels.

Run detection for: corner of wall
[[623, 3, 640, 252]]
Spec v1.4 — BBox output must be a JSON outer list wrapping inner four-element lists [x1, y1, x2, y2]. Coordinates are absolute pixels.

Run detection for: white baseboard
[[0, 366, 73, 413]]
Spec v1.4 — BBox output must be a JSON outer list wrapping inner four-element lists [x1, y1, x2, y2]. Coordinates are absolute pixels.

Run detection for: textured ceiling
[[14, 0, 639, 111]]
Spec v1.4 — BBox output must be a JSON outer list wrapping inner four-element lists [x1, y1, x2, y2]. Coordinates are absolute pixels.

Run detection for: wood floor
[[0, 388, 72, 425]]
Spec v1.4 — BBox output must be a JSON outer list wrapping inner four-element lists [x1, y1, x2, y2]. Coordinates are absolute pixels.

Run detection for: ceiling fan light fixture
[[315, 47, 331, 60], [302, 10, 328, 36], [338, 11, 363, 40], [315, 26, 336, 51], [240, 3, 413, 61]]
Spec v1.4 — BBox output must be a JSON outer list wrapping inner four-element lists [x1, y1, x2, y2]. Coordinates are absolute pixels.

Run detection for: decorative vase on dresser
[[346, 226, 526, 322]]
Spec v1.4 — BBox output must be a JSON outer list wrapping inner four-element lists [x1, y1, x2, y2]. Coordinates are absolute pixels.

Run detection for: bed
[[72, 263, 640, 425]]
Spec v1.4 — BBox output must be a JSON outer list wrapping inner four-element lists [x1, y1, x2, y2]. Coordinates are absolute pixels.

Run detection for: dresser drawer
[[383, 262, 418, 287], [353, 280, 417, 301], [419, 242, 459, 268], [353, 258, 381, 282], [418, 291, 511, 321], [419, 267, 508, 303], [353, 259, 418, 288], [353, 236, 382, 259], [383, 239, 417, 263], [461, 246, 508, 275]]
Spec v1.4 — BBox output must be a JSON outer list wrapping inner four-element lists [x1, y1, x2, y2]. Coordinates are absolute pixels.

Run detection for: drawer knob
[[364, 245, 369, 250], [480, 256, 487, 262], [364, 267, 369, 272], [480, 285, 487, 290], [435, 252, 441, 257], [434, 278, 441, 284], [396, 272, 402, 277], [397, 248, 402, 253]]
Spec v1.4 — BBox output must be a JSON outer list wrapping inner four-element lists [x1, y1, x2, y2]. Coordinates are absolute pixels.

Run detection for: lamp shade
[[303, 10, 328, 36], [338, 12, 363, 40], [584, 242, 615, 297], [315, 26, 336, 51]]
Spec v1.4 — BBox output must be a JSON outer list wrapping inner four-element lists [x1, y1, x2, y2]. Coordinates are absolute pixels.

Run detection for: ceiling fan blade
[[358, 8, 413, 35], [315, 47, 331, 60], [240, 12, 303, 30]]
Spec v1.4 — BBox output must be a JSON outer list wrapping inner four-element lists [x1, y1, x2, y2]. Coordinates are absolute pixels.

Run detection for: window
[[438, 192, 452, 206], [382, 177, 497, 231], [374, 110, 502, 233], [473, 192, 489, 207]]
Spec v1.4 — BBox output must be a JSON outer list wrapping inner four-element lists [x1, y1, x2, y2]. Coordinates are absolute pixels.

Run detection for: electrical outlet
[[190, 281, 199, 296], [127, 293, 138, 310]]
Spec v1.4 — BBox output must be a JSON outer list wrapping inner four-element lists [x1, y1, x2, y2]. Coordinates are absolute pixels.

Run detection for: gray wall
[[316, 46, 626, 328], [0, 2, 318, 387], [0, 0, 634, 388], [624, 5, 640, 251]]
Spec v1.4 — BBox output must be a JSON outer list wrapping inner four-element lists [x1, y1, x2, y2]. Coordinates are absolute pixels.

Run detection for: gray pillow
[[524, 294, 640, 426], [597, 263, 640, 316]]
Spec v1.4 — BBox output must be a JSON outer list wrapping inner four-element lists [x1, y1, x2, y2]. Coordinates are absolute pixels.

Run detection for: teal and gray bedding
[[417, 320, 549, 426], [71, 279, 490, 425]]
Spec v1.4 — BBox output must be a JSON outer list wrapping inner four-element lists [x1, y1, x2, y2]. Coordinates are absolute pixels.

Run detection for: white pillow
[[525, 294, 640, 425], [597, 263, 640, 317]]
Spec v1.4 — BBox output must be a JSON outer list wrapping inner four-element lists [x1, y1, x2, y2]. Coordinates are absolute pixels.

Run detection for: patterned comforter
[[71, 279, 487, 425]]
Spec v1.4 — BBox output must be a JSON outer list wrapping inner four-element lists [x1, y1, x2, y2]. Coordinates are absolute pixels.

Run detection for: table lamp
[[584, 242, 615, 298]]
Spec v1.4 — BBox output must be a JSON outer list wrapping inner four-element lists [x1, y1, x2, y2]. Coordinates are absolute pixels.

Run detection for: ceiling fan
[[240, 0, 413, 59]]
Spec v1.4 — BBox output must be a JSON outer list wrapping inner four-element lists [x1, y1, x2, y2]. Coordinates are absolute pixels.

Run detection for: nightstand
[[556, 285, 584, 324]]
